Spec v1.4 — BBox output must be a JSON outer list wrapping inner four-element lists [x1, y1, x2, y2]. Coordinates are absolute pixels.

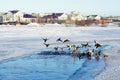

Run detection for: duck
[[43, 43, 50, 48], [86, 50, 93, 60], [73, 46, 79, 52], [67, 44, 72, 50], [54, 47, 59, 52], [42, 38, 49, 43], [94, 40, 101, 48], [103, 54, 108, 59], [56, 38, 62, 42], [81, 42, 91, 48], [95, 54, 100, 61], [63, 39, 70, 44]]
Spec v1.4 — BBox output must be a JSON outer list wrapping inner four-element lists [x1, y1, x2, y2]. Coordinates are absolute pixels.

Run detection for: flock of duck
[[41, 38, 108, 61]]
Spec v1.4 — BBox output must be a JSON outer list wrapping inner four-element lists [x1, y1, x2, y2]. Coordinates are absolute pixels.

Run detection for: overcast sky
[[0, 0, 119, 16]]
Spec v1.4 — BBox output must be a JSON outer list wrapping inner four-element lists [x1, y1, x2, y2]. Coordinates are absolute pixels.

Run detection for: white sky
[[0, 0, 119, 16]]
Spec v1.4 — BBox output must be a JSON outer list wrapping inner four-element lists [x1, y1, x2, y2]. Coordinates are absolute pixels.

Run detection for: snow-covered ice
[[0, 24, 120, 80]]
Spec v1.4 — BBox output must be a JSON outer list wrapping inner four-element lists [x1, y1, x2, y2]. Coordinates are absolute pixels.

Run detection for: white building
[[70, 11, 85, 21], [87, 15, 101, 20], [0, 10, 24, 22], [58, 13, 68, 20], [0, 10, 37, 23], [22, 14, 37, 23]]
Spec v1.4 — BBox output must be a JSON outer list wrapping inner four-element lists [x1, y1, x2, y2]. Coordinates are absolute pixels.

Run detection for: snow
[[27, 23, 40, 26], [0, 24, 120, 80]]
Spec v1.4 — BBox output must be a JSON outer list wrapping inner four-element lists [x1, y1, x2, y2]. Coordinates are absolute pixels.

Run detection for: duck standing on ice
[[94, 40, 102, 48]]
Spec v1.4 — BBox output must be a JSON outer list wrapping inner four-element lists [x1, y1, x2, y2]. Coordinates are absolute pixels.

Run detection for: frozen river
[[0, 24, 120, 80]]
